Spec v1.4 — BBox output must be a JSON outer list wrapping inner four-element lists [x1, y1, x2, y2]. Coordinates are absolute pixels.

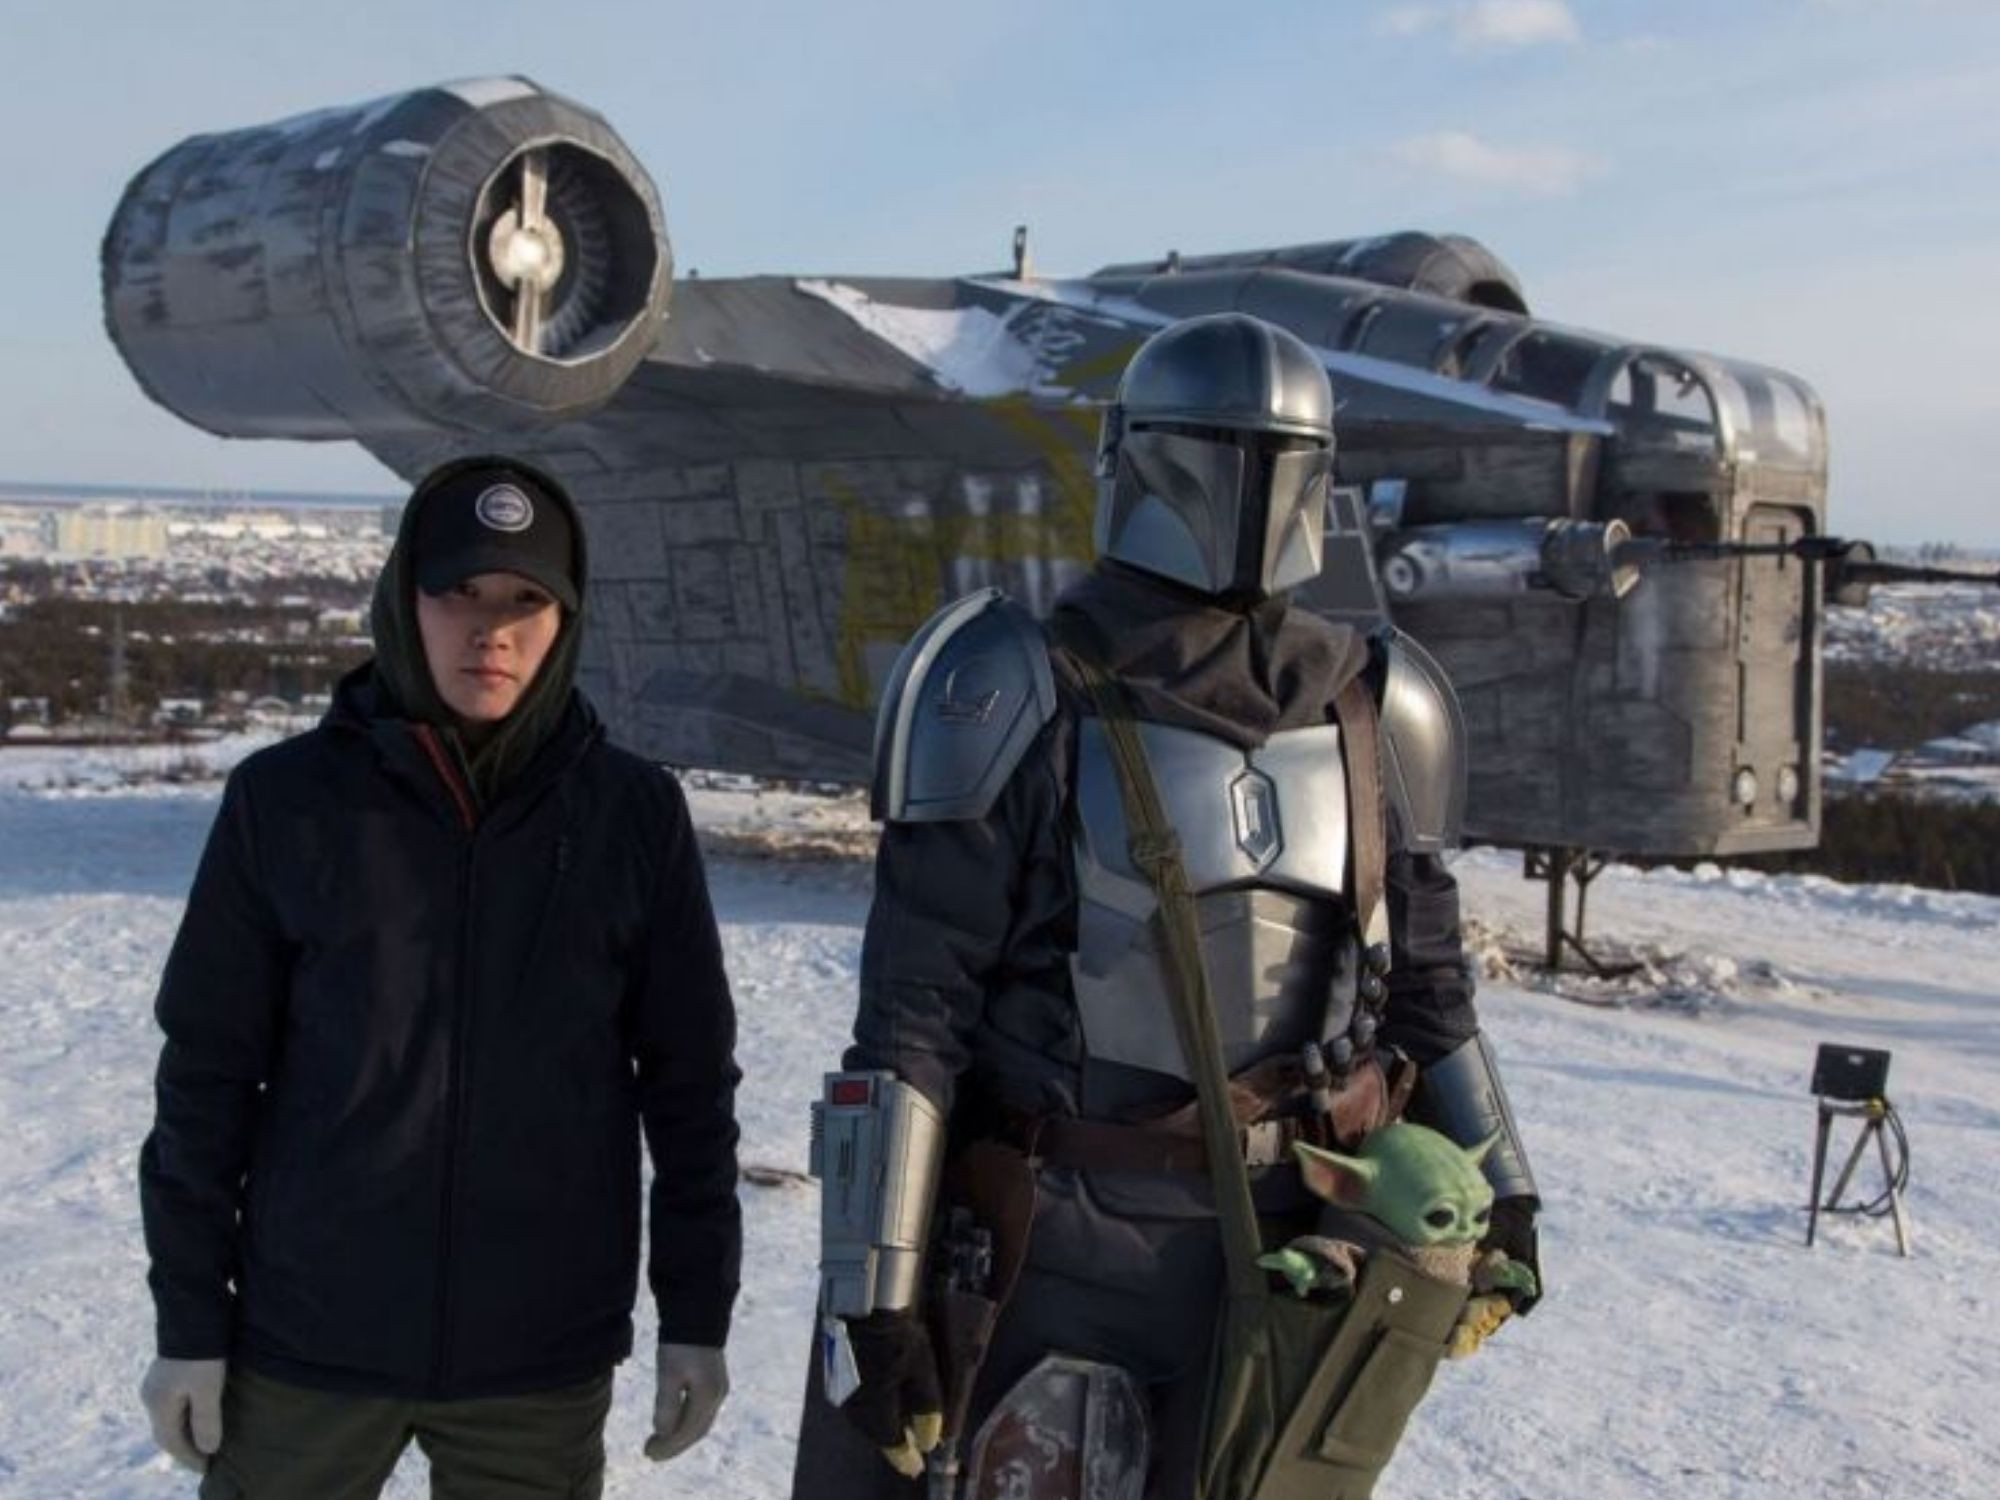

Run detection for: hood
[[1050, 561, 1368, 749], [366, 456, 591, 809]]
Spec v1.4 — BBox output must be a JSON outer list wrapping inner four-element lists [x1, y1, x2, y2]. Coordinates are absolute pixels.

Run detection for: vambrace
[[1409, 1031, 1539, 1206], [809, 1071, 945, 1317]]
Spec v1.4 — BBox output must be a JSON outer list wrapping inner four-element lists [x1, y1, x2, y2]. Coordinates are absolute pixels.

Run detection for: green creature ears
[[1293, 1130, 1498, 1207], [1295, 1141, 1377, 1208]]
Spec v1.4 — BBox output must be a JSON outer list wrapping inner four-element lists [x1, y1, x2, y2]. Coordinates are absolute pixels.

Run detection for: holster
[[928, 1139, 1040, 1453]]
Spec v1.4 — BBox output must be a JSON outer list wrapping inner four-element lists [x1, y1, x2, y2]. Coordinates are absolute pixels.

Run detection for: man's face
[[415, 571, 563, 725]]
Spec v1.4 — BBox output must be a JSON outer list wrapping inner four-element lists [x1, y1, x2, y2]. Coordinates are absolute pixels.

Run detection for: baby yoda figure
[[1259, 1122, 1538, 1355]]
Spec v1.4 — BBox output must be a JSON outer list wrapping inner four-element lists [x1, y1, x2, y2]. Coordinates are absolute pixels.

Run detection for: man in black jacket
[[137, 458, 741, 1497], [794, 315, 1541, 1497]]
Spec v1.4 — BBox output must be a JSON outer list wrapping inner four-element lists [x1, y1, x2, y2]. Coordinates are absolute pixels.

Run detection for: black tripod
[[1806, 1095, 1911, 1256]]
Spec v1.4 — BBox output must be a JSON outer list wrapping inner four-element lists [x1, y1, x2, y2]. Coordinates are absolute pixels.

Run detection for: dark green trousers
[[197, 1366, 614, 1500]]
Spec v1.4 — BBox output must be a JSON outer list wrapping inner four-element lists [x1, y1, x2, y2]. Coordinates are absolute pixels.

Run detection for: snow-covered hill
[[0, 768, 1994, 1498]]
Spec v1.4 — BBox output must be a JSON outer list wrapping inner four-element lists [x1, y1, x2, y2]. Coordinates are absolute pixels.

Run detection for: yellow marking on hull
[[821, 399, 1103, 710], [1051, 339, 1145, 391]]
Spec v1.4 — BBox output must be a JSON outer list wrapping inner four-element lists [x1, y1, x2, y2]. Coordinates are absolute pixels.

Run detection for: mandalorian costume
[[794, 314, 1540, 1500]]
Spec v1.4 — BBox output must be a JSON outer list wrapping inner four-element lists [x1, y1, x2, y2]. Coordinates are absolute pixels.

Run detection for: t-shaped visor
[[1101, 424, 1333, 597]]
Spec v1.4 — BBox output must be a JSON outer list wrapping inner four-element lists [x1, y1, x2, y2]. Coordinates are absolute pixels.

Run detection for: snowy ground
[[1, 756, 1995, 1498]]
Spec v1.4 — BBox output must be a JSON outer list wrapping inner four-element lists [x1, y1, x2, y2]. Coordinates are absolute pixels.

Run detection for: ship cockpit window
[[1489, 331, 1599, 407], [1605, 355, 1719, 454]]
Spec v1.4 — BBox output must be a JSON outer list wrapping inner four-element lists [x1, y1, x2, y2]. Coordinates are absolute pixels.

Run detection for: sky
[[4, 0, 1997, 544]]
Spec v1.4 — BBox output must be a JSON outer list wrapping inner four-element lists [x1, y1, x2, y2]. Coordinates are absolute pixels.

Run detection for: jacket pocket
[[1314, 1325, 1448, 1469]]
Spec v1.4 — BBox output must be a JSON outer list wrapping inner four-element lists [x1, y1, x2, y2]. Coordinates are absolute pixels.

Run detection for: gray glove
[[139, 1357, 227, 1472], [644, 1342, 728, 1462]]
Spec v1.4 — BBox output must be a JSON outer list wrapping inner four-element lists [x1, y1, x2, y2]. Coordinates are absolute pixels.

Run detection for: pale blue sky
[[5, 0, 1996, 543]]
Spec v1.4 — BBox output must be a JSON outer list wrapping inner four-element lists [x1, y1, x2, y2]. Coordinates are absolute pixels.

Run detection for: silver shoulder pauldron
[[871, 588, 1058, 822], [1379, 629, 1468, 854]]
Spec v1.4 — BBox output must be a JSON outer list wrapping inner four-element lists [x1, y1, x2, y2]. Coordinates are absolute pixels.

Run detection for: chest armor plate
[[1068, 717, 1358, 1085]]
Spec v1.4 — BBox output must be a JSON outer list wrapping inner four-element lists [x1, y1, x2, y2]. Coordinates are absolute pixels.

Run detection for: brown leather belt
[[1008, 1049, 1416, 1176], [1030, 1113, 1304, 1175]]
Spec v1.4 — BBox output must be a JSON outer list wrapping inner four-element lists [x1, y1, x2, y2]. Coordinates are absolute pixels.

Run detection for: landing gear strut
[[1522, 847, 1641, 976]]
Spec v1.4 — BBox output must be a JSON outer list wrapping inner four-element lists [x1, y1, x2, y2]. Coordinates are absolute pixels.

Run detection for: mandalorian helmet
[[1094, 313, 1336, 598]]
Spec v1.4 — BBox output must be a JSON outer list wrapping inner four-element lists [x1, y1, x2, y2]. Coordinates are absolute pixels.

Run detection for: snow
[[2, 768, 1997, 1497], [793, 280, 1043, 398], [1826, 747, 1895, 786], [0, 733, 304, 799]]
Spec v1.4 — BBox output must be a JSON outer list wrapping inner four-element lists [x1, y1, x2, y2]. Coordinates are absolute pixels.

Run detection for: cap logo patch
[[475, 484, 534, 533]]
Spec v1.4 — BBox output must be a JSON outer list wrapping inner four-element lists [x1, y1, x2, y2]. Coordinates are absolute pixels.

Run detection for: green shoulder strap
[[1051, 614, 1266, 1301]]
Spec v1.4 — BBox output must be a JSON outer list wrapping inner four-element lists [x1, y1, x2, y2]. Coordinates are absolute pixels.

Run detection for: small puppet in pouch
[[1259, 1122, 1539, 1314]]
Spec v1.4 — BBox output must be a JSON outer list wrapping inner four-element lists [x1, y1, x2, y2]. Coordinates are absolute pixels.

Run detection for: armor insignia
[[967, 1355, 1149, 1500], [1229, 765, 1281, 868], [936, 660, 1003, 726]]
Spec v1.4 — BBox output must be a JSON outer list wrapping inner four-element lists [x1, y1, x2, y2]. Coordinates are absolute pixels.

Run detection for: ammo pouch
[[1056, 614, 1458, 1500], [1200, 1252, 1468, 1500]]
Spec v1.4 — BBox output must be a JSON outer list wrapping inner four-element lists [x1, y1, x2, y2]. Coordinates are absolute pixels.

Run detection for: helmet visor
[[1253, 443, 1334, 595], [1106, 428, 1335, 595], [1110, 428, 1251, 591], [1267, 446, 1334, 525]]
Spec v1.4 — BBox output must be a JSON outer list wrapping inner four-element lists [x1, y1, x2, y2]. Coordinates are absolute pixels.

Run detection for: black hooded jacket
[[139, 478, 740, 1400]]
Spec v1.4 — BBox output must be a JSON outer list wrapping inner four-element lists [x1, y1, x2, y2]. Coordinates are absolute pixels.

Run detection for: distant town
[[0, 479, 394, 582], [0, 481, 395, 742]]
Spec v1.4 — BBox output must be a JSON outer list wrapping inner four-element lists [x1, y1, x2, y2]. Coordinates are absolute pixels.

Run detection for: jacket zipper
[[431, 838, 476, 1395], [411, 725, 478, 833], [411, 724, 478, 1396]]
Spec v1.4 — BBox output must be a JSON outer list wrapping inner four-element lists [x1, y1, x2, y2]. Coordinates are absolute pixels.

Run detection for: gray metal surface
[[1378, 518, 1636, 604], [1381, 632, 1469, 855], [1068, 718, 1355, 1082], [101, 78, 1838, 862], [1408, 1032, 1539, 1206], [1074, 719, 1351, 892], [808, 1071, 945, 1317], [872, 589, 1057, 822], [1092, 230, 1528, 314], [1110, 312, 1334, 439]]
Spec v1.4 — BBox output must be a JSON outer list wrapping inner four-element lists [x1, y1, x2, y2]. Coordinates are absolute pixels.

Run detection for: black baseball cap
[[412, 463, 579, 611]]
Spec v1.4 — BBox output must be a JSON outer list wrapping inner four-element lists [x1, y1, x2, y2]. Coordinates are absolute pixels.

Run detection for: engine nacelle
[[103, 76, 669, 440]]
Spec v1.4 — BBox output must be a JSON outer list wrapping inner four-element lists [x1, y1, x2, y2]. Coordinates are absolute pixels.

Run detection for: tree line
[[1739, 795, 2000, 895], [1824, 662, 2000, 751], [0, 598, 367, 724]]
